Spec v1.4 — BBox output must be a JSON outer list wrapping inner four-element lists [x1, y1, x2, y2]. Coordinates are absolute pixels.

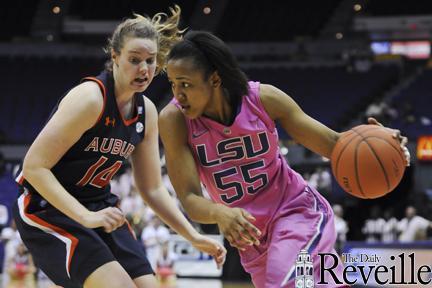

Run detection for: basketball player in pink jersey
[[159, 31, 410, 287]]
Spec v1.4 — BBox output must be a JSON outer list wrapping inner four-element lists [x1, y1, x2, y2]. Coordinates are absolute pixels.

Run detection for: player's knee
[[85, 273, 136, 288], [106, 274, 137, 288], [84, 262, 137, 288]]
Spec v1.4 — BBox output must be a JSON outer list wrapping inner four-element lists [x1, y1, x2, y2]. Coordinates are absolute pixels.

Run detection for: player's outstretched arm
[[132, 98, 226, 267], [259, 84, 410, 163], [159, 103, 261, 250]]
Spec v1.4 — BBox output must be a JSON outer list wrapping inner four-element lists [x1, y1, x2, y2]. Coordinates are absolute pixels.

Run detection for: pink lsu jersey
[[172, 81, 307, 234]]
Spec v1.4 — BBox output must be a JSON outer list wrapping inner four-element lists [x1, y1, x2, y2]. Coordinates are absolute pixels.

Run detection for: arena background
[[0, 1, 431, 287]]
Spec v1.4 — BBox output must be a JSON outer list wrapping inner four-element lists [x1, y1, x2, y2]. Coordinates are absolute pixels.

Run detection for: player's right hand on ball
[[215, 206, 261, 251], [82, 207, 126, 233]]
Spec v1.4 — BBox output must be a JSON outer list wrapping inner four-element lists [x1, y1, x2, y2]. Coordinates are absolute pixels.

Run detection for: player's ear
[[210, 71, 222, 88], [111, 49, 119, 68]]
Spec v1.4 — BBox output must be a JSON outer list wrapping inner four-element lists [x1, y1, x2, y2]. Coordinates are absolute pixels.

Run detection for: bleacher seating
[[0, 0, 39, 42], [390, 69, 432, 138], [246, 64, 399, 134], [364, 0, 432, 16], [68, 0, 197, 23], [0, 56, 170, 143], [1, 57, 401, 143], [216, 0, 341, 42]]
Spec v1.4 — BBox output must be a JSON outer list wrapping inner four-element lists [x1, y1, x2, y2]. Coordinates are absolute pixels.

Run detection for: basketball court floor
[[3, 277, 254, 288], [177, 279, 254, 288]]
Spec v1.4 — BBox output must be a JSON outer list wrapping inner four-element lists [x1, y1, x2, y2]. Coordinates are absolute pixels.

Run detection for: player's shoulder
[[76, 81, 104, 103], [65, 81, 104, 106], [58, 81, 104, 120], [158, 103, 188, 142], [257, 83, 298, 121], [259, 83, 287, 102], [159, 103, 185, 125]]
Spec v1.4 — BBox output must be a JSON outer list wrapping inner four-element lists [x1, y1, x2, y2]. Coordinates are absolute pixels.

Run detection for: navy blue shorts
[[13, 192, 153, 288]]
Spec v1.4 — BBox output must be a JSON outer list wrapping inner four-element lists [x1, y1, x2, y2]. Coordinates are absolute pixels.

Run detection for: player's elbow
[[22, 156, 44, 182], [178, 194, 200, 221], [185, 208, 200, 222]]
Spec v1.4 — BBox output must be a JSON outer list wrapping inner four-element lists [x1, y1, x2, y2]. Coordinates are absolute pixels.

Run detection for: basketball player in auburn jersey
[[12, 7, 225, 288], [159, 31, 410, 288]]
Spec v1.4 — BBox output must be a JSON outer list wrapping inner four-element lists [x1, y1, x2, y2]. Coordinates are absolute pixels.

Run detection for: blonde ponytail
[[152, 5, 185, 74], [105, 5, 184, 74]]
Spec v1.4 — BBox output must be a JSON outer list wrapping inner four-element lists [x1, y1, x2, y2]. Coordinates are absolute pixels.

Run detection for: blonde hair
[[105, 5, 184, 74]]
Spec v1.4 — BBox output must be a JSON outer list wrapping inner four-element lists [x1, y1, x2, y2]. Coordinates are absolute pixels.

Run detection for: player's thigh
[[133, 274, 158, 288], [83, 261, 136, 288]]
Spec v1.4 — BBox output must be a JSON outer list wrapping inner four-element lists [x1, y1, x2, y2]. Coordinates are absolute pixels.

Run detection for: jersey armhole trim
[[81, 77, 107, 128], [141, 95, 147, 136], [252, 82, 276, 131]]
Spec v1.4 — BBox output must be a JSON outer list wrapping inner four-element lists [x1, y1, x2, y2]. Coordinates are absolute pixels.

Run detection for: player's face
[[167, 58, 214, 119], [113, 37, 157, 93]]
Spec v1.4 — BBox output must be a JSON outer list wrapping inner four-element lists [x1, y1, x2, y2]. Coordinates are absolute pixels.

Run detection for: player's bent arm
[[132, 98, 203, 241], [22, 82, 104, 224], [133, 100, 227, 265], [158, 104, 227, 224], [259, 83, 340, 159]]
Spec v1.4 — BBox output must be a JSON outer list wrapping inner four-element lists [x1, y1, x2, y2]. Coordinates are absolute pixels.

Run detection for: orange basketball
[[331, 125, 407, 199]]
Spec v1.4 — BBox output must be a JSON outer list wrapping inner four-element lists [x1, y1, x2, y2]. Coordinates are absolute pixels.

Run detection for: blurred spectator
[[399, 102, 416, 124], [365, 100, 385, 119], [156, 241, 177, 288], [365, 100, 397, 126], [1, 220, 21, 288], [332, 204, 348, 254], [0, 204, 8, 228], [397, 206, 432, 242], [0, 152, 20, 237], [0, 221, 19, 243], [381, 208, 399, 243], [317, 168, 332, 193], [362, 206, 385, 243], [5, 241, 36, 288], [307, 168, 332, 194], [120, 186, 146, 217], [110, 166, 134, 199], [161, 166, 184, 216], [141, 216, 170, 270]]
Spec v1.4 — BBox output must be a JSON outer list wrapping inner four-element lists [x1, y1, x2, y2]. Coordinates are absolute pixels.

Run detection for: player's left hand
[[368, 117, 410, 166], [190, 233, 227, 269]]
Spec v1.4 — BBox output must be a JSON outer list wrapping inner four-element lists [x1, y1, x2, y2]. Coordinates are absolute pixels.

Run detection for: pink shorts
[[239, 186, 347, 288]]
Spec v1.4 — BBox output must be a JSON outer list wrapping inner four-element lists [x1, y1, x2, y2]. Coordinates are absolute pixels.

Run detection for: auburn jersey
[[16, 71, 146, 203]]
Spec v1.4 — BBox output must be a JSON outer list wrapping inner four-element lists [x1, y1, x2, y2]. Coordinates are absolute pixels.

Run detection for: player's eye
[[130, 57, 141, 65]]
